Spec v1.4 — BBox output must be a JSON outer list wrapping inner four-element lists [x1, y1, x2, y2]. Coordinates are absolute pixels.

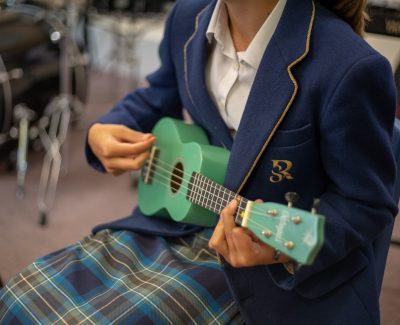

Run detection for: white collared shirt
[[205, 0, 286, 132]]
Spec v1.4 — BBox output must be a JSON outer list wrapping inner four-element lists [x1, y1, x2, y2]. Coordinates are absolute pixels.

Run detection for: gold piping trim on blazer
[[183, 5, 210, 107], [236, 0, 316, 194]]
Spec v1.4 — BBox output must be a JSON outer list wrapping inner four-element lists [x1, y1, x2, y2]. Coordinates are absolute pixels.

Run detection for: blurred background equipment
[[0, 2, 87, 164], [366, 1, 400, 117], [367, 0, 400, 37], [90, 0, 171, 14], [0, 0, 176, 222], [0, 0, 88, 222]]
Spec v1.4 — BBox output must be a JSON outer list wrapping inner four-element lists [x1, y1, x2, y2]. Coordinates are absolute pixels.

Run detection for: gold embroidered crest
[[270, 160, 294, 183]]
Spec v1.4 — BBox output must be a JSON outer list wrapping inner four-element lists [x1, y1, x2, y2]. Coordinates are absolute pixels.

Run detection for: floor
[[0, 70, 399, 324]]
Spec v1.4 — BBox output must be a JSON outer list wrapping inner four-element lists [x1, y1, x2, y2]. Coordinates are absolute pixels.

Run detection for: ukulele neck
[[186, 172, 249, 225]]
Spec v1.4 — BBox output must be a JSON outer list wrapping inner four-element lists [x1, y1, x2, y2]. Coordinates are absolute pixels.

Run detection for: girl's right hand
[[88, 123, 156, 176]]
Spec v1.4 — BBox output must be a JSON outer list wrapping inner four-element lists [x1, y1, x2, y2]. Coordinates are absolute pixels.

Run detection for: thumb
[[115, 126, 154, 143]]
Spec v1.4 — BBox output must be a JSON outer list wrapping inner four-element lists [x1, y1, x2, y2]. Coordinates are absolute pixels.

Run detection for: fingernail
[[143, 134, 153, 140], [229, 200, 237, 208]]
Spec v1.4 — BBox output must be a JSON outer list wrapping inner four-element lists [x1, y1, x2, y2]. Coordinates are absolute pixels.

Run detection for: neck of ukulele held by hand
[[186, 172, 250, 225]]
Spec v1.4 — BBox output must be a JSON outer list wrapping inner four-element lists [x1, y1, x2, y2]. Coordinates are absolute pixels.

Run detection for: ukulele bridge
[[142, 146, 159, 184]]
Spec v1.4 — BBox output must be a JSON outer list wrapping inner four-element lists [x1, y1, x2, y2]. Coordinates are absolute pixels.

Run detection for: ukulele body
[[138, 118, 230, 227], [138, 119, 325, 265]]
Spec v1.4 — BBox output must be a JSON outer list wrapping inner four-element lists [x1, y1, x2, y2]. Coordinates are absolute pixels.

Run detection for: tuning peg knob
[[311, 198, 320, 214], [285, 192, 299, 207]]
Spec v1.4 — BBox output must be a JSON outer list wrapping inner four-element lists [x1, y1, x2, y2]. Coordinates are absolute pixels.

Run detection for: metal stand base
[[37, 94, 82, 226]]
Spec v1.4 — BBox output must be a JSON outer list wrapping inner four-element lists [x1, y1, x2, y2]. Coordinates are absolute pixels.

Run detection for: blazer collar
[[184, 0, 233, 149], [183, 0, 316, 192], [225, 0, 316, 193]]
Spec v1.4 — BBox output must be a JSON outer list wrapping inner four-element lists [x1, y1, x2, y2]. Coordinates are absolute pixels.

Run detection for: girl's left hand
[[209, 199, 290, 267]]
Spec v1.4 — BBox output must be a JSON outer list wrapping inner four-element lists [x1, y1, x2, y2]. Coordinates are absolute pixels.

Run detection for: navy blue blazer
[[87, 0, 398, 323]]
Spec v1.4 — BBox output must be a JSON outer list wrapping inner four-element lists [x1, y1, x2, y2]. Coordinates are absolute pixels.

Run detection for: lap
[[0, 229, 242, 324]]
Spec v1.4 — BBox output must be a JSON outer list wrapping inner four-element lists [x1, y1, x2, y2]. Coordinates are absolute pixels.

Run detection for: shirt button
[[233, 62, 239, 71]]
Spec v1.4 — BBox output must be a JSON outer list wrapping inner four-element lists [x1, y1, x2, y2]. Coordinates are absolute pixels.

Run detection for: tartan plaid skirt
[[0, 228, 242, 324]]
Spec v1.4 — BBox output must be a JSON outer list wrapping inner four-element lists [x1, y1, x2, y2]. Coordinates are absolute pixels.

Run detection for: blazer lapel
[[183, 1, 233, 149], [224, 0, 316, 192]]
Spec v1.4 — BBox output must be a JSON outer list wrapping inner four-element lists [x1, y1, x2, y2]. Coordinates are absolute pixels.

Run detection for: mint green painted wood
[[138, 118, 325, 264], [244, 202, 325, 265], [138, 118, 230, 227]]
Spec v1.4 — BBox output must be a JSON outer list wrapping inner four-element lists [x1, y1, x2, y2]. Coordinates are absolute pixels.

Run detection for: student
[[0, 0, 397, 323]]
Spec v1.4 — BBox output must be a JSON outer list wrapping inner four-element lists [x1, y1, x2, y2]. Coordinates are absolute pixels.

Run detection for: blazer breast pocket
[[269, 123, 313, 148]]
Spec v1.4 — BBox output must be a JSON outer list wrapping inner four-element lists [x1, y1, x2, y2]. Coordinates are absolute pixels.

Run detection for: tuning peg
[[285, 192, 299, 207], [311, 198, 320, 214]]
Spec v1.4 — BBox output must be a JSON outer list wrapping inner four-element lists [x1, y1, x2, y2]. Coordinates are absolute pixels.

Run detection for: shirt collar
[[206, 0, 236, 59], [206, 0, 223, 43], [206, 0, 287, 69]]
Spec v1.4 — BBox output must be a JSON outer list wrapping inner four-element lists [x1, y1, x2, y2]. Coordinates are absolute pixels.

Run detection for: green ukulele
[[138, 118, 325, 265]]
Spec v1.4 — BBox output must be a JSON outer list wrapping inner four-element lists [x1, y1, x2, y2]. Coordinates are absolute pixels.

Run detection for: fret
[[201, 175, 207, 209], [206, 178, 213, 212], [217, 185, 227, 214], [218, 185, 226, 213], [206, 178, 212, 210], [187, 173, 194, 202], [214, 183, 224, 214], [201, 176, 207, 208], [187, 172, 248, 217], [225, 188, 234, 205], [211, 180, 219, 213], [209, 179, 217, 212], [216, 184, 222, 212], [196, 174, 202, 206], [230, 190, 235, 201], [194, 174, 201, 205], [190, 173, 196, 203], [211, 184, 219, 214], [200, 174, 206, 207], [222, 188, 229, 207], [188, 174, 206, 209], [224, 188, 231, 207]]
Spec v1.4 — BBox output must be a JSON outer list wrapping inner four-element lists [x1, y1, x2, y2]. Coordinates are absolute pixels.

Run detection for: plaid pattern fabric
[[0, 229, 242, 324]]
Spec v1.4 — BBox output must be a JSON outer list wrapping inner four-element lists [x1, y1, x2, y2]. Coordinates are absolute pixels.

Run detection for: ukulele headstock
[[242, 194, 325, 265]]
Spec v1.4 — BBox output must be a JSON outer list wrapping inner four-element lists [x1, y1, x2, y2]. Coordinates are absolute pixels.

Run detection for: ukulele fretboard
[[186, 172, 248, 225]]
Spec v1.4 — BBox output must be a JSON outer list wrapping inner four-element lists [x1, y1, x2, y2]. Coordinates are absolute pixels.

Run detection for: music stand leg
[[37, 96, 71, 226]]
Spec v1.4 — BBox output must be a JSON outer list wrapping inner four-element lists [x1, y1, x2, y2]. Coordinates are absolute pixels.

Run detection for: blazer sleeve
[[267, 53, 398, 296], [85, 4, 183, 172]]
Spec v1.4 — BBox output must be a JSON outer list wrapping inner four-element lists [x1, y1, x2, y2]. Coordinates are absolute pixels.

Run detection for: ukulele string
[[145, 163, 294, 238], [145, 157, 286, 218], [146, 158, 309, 249], [153, 173, 284, 230], [150, 175, 302, 254], [147, 157, 246, 209], [145, 159, 247, 214]]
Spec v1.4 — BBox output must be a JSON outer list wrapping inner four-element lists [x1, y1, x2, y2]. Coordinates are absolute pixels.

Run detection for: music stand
[[37, 0, 84, 226]]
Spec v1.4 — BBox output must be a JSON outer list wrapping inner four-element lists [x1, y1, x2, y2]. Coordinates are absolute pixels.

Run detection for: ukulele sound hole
[[170, 162, 184, 194]]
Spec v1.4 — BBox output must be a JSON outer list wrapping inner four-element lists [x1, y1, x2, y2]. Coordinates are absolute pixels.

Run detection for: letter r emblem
[[269, 160, 294, 183]]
